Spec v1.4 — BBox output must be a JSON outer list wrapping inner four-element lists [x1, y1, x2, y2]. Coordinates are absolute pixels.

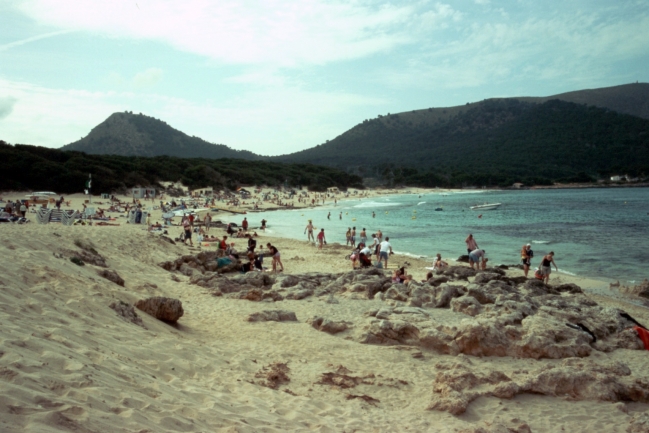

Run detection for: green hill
[[61, 112, 260, 160], [274, 86, 649, 186]]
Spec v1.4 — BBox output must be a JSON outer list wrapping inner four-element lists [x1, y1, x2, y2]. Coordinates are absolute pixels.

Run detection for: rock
[[553, 283, 583, 294], [360, 320, 420, 345], [429, 358, 649, 415], [285, 288, 314, 300], [135, 297, 184, 323], [456, 255, 470, 263], [109, 301, 145, 328], [309, 317, 349, 334], [474, 272, 502, 284], [240, 288, 283, 302], [466, 286, 496, 304], [451, 296, 483, 316], [326, 294, 339, 304], [428, 276, 450, 287], [444, 266, 476, 280], [431, 284, 465, 308], [98, 269, 125, 287], [248, 310, 297, 322]]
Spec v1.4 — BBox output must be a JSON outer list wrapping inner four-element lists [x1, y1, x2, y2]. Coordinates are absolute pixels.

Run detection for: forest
[[0, 142, 363, 193]]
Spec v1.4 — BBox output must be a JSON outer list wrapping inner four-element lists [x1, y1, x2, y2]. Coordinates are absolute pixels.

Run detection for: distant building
[[191, 187, 213, 197], [132, 187, 156, 199], [327, 187, 340, 193], [610, 175, 622, 181], [512, 182, 524, 188]]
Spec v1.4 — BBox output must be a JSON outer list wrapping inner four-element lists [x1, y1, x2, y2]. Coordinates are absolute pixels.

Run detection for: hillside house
[[132, 187, 156, 199]]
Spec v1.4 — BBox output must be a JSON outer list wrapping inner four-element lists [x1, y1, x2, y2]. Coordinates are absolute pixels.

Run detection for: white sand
[[0, 191, 647, 432]]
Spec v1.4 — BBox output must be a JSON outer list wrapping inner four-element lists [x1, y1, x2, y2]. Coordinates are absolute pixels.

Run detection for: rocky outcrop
[[429, 358, 649, 415], [98, 269, 125, 286], [109, 301, 145, 328], [135, 297, 184, 323], [248, 310, 297, 322], [309, 317, 349, 334]]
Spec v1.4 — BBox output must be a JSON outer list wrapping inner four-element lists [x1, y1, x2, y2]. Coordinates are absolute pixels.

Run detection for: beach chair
[[128, 209, 138, 224], [84, 207, 95, 219], [61, 210, 79, 226], [36, 208, 52, 224]]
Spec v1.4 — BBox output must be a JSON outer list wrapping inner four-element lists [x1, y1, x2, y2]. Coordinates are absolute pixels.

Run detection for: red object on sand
[[633, 326, 649, 350]]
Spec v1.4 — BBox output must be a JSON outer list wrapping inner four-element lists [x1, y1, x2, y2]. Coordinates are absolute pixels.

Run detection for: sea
[[248, 188, 649, 284]]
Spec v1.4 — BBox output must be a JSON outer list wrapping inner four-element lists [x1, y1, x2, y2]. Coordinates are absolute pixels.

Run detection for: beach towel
[[633, 326, 649, 351]]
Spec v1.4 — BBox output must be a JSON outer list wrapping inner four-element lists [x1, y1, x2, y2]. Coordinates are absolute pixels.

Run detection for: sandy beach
[[0, 190, 648, 432]]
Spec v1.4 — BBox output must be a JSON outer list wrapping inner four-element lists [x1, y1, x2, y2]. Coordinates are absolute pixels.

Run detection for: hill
[[0, 141, 362, 193], [61, 112, 261, 160], [274, 84, 649, 186]]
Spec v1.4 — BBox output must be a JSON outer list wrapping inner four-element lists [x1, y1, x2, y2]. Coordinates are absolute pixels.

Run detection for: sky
[[1, 0, 648, 156]]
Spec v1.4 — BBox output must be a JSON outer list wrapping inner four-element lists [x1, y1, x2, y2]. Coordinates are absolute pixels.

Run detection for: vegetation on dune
[[0, 142, 363, 193]]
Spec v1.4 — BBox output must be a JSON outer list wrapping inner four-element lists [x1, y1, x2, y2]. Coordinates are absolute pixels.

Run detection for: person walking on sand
[[204, 213, 212, 232], [242, 217, 249, 231], [351, 227, 357, 248], [305, 220, 315, 242], [468, 248, 485, 270], [521, 243, 534, 277], [346, 227, 352, 246], [317, 229, 326, 249], [378, 237, 393, 268], [465, 234, 478, 255], [182, 217, 193, 247], [266, 243, 284, 273], [540, 251, 558, 284]]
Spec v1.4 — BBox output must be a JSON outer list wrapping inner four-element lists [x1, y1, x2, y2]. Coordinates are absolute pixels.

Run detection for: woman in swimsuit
[[540, 251, 558, 284]]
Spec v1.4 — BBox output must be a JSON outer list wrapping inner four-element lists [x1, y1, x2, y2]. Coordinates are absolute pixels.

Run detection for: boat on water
[[470, 203, 502, 211]]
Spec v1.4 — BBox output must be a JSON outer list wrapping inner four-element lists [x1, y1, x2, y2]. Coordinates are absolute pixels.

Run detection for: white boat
[[470, 203, 501, 211]]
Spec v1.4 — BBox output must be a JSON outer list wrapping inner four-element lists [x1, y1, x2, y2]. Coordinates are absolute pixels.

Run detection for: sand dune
[[0, 193, 648, 432]]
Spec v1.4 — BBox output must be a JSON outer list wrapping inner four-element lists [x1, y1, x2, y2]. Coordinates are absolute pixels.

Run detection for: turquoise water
[[249, 188, 649, 283]]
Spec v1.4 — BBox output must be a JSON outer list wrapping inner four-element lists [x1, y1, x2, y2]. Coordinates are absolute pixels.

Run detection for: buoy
[[345, 212, 348, 215], [411, 216, 416, 219], [385, 211, 389, 214], [352, 218, 356, 221], [413, 210, 417, 213]]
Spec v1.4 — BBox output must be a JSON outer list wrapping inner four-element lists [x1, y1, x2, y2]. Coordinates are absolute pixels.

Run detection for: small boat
[[434, 207, 443, 211], [470, 203, 501, 211]]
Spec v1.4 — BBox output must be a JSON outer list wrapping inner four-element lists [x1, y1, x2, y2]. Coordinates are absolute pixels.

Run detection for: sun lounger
[[36, 208, 52, 224]]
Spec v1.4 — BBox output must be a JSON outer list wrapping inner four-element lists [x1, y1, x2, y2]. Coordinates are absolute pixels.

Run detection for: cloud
[[0, 77, 386, 154], [0, 97, 17, 120], [0, 29, 76, 52], [133, 68, 163, 88], [379, 8, 649, 92], [13, 0, 457, 66]]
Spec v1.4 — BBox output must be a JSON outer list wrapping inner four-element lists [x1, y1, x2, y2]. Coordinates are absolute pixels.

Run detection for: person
[[266, 243, 284, 272], [466, 234, 478, 255], [305, 220, 315, 242], [350, 245, 360, 269], [369, 233, 380, 262], [351, 227, 356, 248], [204, 213, 212, 232], [422, 271, 434, 283], [372, 211, 375, 218], [327, 212, 331, 220], [261, 219, 267, 231], [188, 213, 195, 228], [392, 268, 404, 283], [434, 253, 448, 270], [317, 228, 326, 249], [219, 236, 228, 251], [246, 233, 257, 253], [182, 217, 193, 246], [359, 244, 372, 268], [345, 227, 352, 246], [468, 248, 485, 270], [540, 251, 558, 284], [360, 228, 367, 246], [227, 223, 236, 236], [376, 229, 383, 242], [339, 212, 342, 220], [521, 243, 534, 277], [379, 236, 393, 268], [19, 202, 27, 218], [242, 217, 248, 231]]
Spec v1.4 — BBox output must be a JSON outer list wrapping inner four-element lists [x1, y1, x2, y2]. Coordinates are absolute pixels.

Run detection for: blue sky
[[1, 0, 648, 155]]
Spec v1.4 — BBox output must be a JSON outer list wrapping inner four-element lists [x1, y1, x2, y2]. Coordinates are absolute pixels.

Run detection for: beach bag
[[534, 269, 543, 280]]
